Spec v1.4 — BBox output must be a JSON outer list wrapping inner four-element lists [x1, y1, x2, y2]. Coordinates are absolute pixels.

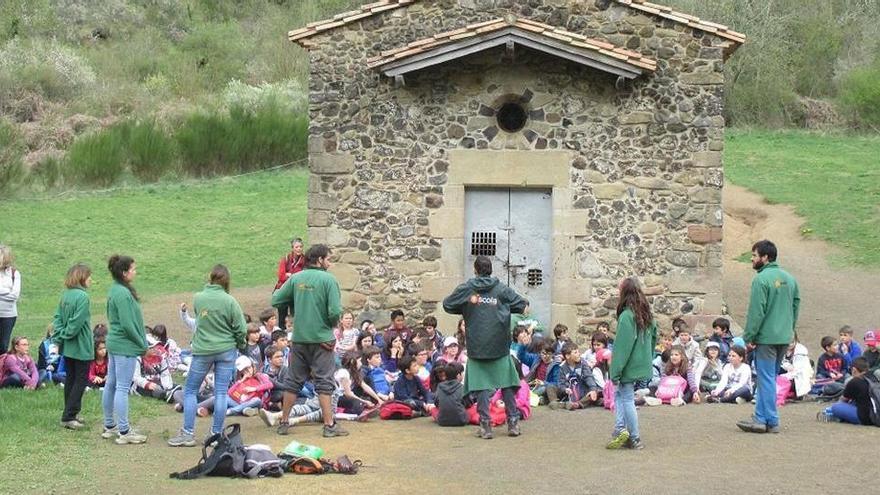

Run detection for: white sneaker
[[258, 408, 281, 427], [242, 407, 258, 417], [643, 396, 662, 406], [670, 397, 685, 407], [115, 429, 147, 445], [735, 397, 747, 405]]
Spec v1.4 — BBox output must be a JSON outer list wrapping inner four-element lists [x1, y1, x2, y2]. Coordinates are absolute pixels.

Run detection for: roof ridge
[[289, 0, 744, 48]]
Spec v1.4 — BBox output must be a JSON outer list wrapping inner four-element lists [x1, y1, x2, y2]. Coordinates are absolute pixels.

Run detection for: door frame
[[424, 150, 593, 331]]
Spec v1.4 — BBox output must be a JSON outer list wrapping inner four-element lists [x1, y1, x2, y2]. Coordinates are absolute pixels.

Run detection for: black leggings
[[62, 357, 90, 421], [0, 317, 16, 356]]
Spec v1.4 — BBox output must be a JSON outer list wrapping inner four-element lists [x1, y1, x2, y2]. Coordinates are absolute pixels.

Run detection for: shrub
[[30, 154, 63, 189], [838, 62, 880, 129], [0, 119, 25, 194], [65, 128, 125, 187], [127, 120, 175, 182], [176, 112, 233, 176], [0, 39, 96, 108]]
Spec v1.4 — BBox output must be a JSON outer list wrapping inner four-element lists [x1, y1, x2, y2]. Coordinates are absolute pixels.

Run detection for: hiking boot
[[735, 397, 748, 405], [643, 397, 662, 406], [101, 425, 118, 439], [507, 418, 521, 437], [115, 429, 147, 445], [670, 397, 685, 407], [167, 430, 196, 447], [606, 430, 630, 450], [242, 407, 258, 417], [277, 421, 292, 435], [736, 419, 768, 434], [356, 405, 380, 422], [259, 408, 280, 427], [323, 422, 350, 438], [61, 419, 84, 430], [547, 401, 562, 410], [625, 437, 645, 450], [475, 420, 493, 440]]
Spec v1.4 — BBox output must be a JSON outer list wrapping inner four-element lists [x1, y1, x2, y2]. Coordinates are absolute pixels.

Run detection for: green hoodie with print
[[192, 284, 247, 355], [52, 286, 94, 361], [106, 281, 147, 357], [743, 261, 800, 345], [271, 267, 342, 344]]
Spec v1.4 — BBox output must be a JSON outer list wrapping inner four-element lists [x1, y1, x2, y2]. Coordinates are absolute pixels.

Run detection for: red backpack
[[379, 401, 414, 420]]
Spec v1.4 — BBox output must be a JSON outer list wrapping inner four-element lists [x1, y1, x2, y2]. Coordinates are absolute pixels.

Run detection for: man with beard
[[443, 256, 527, 439], [737, 240, 800, 434]]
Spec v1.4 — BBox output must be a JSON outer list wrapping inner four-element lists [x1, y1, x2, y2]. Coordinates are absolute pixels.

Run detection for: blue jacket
[[392, 374, 433, 403], [525, 358, 562, 386]]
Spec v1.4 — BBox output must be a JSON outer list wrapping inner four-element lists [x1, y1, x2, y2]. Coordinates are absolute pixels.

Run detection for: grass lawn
[[725, 129, 880, 267], [0, 168, 309, 343]]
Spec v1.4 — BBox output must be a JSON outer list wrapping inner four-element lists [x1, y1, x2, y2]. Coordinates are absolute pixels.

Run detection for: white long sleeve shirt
[[713, 362, 752, 394], [0, 268, 21, 318]]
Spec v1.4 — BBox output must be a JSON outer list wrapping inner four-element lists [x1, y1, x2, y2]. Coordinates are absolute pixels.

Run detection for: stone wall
[[304, 0, 727, 334]]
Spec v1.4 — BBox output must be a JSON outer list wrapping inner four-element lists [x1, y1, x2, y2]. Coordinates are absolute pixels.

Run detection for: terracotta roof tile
[[366, 17, 658, 73], [289, 0, 744, 51]]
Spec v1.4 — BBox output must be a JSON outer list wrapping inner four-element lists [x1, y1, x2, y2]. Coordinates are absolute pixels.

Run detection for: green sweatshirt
[[192, 284, 247, 355], [609, 308, 657, 384], [52, 286, 94, 361], [742, 261, 800, 345], [271, 267, 342, 344], [106, 281, 147, 357]]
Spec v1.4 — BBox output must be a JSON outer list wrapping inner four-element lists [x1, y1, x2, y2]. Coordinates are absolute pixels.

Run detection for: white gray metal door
[[464, 188, 553, 328]]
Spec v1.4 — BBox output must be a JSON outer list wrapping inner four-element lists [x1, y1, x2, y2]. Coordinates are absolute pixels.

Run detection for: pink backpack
[[603, 380, 615, 411], [655, 375, 688, 403], [775, 375, 792, 406]]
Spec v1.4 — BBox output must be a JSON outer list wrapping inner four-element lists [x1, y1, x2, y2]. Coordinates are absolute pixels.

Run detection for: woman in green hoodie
[[607, 277, 657, 451], [52, 263, 94, 430], [102, 255, 148, 445]]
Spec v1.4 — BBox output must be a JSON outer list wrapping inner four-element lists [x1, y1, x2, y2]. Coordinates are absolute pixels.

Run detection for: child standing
[[557, 342, 601, 410], [709, 346, 752, 403], [393, 355, 435, 415], [0, 336, 38, 389]]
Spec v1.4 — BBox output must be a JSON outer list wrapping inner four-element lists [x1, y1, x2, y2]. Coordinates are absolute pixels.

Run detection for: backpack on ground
[[866, 375, 880, 427], [170, 424, 246, 480], [242, 444, 285, 478], [379, 400, 414, 420]]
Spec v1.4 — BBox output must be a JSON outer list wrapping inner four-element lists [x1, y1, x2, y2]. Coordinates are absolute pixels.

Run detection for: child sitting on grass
[[552, 324, 570, 356], [526, 342, 561, 404], [242, 323, 264, 366], [393, 355, 435, 415], [0, 336, 39, 389], [672, 318, 703, 363], [226, 356, 272, 416], [818, 357, 875, 425], [362, 345, 392, 399], [88, 338, 108, 389], [709, 318, 734, 363], [555, 342, 600, 410], [709, 345, 752, 404], [838, 325, 862, 367], [862, 330, 880, 380], [335, 351, 382, 416], [133, 342, 175, 400], [645, 345, 700, 406], [258, 308, 280, 341], [37, 324, 66, 385], [263, 345, 288, 411], [815, 335, 848, 394], [700, 341, 724, 393]]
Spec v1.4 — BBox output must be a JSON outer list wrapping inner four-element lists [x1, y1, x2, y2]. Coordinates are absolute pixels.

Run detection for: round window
[[496, 102, 528, 133]]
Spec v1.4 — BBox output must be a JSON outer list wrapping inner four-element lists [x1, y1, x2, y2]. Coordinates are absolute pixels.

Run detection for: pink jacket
[[1, 353, 39, 388], [491, 379, 531, 419], [228, 373, 273, 405]]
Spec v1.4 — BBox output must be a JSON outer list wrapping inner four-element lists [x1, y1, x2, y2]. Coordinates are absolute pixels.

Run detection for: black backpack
[[170, 424, 282, 480], [867, 375, 880, 427]]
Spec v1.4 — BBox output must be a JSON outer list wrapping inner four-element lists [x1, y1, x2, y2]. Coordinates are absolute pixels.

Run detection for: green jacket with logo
[[610, 308, 657, 384], [271, 267, 342, 344], [743, 261, 800, 345], [106, 281, 147, 357], [442, 276, 528, 360], [192, 284, 247, 355], [52, 286, 94, 361]]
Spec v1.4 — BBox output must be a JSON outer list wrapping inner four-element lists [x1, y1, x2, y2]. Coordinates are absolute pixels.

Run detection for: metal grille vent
[[470, 231, 496, 256], [527, 268, 543, 287]]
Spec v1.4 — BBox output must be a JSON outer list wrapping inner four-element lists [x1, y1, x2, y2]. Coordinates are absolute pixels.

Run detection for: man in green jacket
[[737, 240, 800, 434], [443, 255, 528, 439], [270, 244, 344, 437]]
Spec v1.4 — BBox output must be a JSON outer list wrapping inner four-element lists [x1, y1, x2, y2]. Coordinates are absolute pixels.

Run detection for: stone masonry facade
[[302, 0, 732, 336]]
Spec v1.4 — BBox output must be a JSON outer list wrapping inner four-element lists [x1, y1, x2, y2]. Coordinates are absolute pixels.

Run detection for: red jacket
[[88, 359, 108, 385], [275, 254, 305, 290], [228, 373, 273, 405]]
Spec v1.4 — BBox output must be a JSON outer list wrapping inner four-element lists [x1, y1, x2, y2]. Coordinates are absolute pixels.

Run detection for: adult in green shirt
[[607, 277, 657, 451], [52, 263, 94, 430], [443, 255, 528, 439], [737, 240, 800, 434], [102, 255, 148, 445], [169, 264, 246, 447], [270, 244, 344, 437]]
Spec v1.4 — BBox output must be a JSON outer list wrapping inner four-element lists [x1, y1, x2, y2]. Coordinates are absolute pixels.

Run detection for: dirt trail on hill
[[91, 183, 880, 495], [722, 182, 880, 349]]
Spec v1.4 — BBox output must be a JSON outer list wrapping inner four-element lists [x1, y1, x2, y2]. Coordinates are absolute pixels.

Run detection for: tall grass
[[127, 120, 176, 182], [0, 118, 25, 192], [64, 127, 126, 186]]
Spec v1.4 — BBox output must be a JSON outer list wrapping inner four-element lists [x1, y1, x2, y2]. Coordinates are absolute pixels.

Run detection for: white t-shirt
[[0, 268, 21, 318]]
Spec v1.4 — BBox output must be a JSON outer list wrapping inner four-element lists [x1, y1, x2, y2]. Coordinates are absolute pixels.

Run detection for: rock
[[687, 225, 723, 244]]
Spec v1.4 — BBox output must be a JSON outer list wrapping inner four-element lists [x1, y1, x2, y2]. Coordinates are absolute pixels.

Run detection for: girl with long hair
[[103, 255, 148, 444], [607, 277, 657, 451]]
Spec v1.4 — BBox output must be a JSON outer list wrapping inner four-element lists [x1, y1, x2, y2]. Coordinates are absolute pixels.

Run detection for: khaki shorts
[[283, 342, 336, 395]]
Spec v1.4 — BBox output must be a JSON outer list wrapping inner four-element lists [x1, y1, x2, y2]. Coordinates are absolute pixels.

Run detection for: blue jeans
[[227, 397, 262, 415], [613, 381, 639, 441], [753, 344, 788, 428], [102, 354, 138, 432], [828, 403, 861, 425], [182, 348, 237, 435]]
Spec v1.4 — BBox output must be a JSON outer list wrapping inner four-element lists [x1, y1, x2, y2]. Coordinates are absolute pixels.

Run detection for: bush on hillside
[[838, 62, 880, 130], [64, 128, 125, 187], [127, 120, 176, 182], [0, 119, 25, 194]]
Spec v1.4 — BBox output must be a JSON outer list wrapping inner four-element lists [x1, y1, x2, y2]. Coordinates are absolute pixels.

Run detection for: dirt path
[[722, 182, 880, 348], [99, 183, 879, 495]]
